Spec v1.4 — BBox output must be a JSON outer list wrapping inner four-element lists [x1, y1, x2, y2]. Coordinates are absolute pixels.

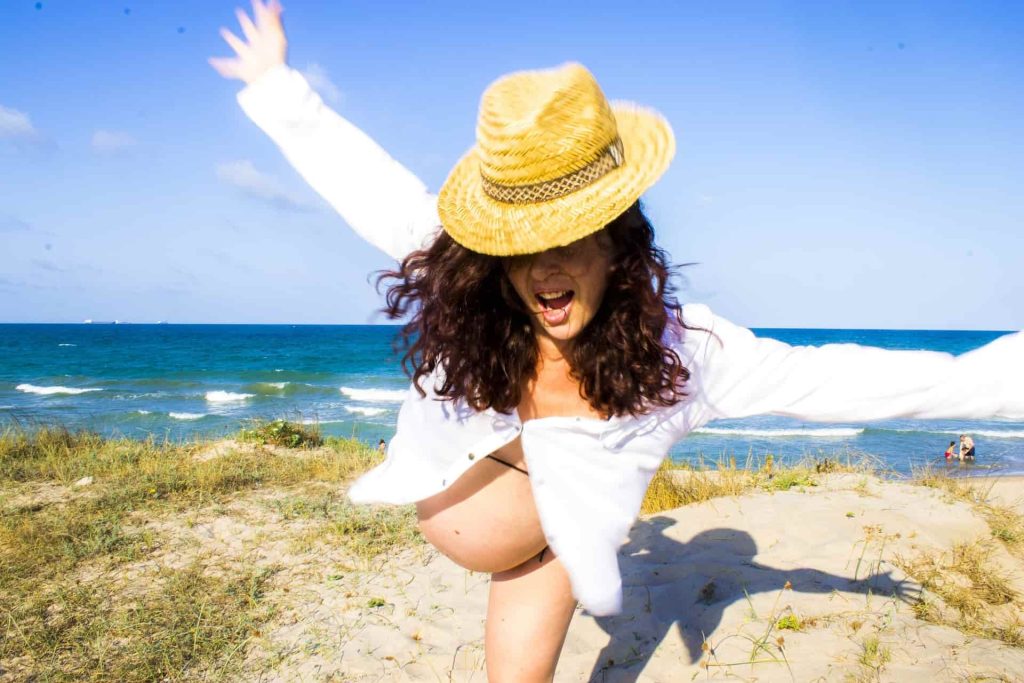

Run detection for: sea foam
[[205, 390, 254, 403], [339, 387, 406, 402], [16, 383, 101, 396], [957, 429, 1024, 440], [345, 406, 388, 417], [169, 412, 205, 420], [693, 427, 864, 438]]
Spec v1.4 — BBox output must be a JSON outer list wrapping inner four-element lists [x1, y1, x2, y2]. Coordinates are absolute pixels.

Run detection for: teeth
[[537, 290, 568, 300]]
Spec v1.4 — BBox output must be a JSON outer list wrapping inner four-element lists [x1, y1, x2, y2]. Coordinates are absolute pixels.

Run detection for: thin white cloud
[[91, 129, 137, 154], [300, 63, 343, 105], [216, 159, 317, 212], [0, 104, 38, 139]]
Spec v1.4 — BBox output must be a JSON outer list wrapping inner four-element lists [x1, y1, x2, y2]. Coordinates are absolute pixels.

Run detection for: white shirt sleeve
[[235, 64, 442, 261], [682, 303, 1024, 423]]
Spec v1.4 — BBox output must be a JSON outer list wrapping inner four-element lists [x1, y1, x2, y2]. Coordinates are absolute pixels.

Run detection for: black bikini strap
[[486, 454, 529, 476]]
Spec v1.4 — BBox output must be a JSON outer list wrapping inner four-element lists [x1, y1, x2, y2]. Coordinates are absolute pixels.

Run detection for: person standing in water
[[960, 434, 977, 461], [211, 3, 1024, 680]]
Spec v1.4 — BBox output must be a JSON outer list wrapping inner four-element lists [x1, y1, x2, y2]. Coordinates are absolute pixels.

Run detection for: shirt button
[[468, 453, 475, 460]]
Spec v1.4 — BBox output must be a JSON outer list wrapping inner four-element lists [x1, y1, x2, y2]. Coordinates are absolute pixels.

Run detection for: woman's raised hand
[[209, 0, 287, 85]]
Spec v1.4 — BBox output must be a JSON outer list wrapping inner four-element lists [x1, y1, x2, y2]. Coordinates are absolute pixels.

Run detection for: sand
[[970, 474, 1024, 515], [208, 471, 1023, 682], [19, 452, 1018, 682]]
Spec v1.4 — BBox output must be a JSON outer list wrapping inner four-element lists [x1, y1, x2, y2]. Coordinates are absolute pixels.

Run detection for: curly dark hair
[[376, 202, 690, 417]]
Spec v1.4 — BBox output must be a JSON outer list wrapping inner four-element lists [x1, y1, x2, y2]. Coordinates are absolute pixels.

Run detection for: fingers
[[208, 56, 240, 79], [235, 7, 258, 44], [252, 0, 271, 26], [219, 27, 248, 57], [253, 0, 283, 29]]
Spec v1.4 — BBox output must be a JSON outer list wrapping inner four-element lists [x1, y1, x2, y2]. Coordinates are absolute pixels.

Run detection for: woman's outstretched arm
[[680, 303, 1024, 423], [210, 1, 441, 260]]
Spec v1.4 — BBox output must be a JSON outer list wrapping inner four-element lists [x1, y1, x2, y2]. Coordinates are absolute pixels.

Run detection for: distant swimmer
[[959, 434, 976, 461], [377, 438, 387, 454]]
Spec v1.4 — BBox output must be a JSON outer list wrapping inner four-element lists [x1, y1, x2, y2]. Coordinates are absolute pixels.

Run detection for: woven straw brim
[[437, 103, 675, 256]]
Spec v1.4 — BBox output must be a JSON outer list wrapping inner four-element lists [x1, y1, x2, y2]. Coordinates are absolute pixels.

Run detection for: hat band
[[480, 137, 625, 205]]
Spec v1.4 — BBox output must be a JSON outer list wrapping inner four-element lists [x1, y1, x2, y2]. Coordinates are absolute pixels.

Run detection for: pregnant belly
[[415, 439, 547, 573]]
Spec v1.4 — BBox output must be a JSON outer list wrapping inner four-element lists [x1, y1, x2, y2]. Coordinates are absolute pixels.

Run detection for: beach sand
[[210, 470, 1022, 682], [14, 446, 1017, 682], [972, 474, 1024, 515]]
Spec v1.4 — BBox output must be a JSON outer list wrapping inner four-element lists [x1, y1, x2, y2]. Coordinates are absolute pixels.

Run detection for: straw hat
[[437, 62, 675, 256]]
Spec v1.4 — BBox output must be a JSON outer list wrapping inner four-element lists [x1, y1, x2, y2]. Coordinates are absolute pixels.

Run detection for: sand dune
[[228, 472, 1024, 681]]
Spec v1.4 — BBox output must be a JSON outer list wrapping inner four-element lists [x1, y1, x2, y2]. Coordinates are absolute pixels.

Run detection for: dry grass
[[912, 466, 1024, 558], [640, 452, 879, 515], [0, 423, 416, 682], [899, 467, 1024, 648], [894, 539, 1024, 647], [640, 458, 750, 514]]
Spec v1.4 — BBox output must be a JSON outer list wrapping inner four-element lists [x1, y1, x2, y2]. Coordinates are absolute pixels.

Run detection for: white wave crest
[[267, 382, 288, 389], [961, 430, 1024, 440], [58, 343, 76, 347], [339, 387, 406, 402], [300, 418, 347, 425], [16, 383, 101, 396], [693, 427, 864, 438], [205, 390, 254, 403], [169, 412, 205, 420], [136, 410, 152, 415], [345, 406, 388, 417]]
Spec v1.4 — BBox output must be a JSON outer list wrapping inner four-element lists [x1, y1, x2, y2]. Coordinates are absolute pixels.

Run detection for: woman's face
[[504, 231, 614, 344]]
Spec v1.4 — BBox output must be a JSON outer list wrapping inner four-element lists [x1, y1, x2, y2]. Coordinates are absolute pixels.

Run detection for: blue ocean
[[2, 324, 1021, 477]]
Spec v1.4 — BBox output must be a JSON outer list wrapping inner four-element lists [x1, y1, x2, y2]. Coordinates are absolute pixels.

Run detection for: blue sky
[[1, 0, 1022, 328]]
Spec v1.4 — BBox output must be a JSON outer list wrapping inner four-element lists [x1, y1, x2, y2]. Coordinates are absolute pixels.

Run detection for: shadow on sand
[[586, 516, 919, 682]]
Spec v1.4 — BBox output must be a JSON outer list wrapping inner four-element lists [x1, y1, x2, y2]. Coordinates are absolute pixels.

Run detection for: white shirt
[[237, 64, 1024, 616]]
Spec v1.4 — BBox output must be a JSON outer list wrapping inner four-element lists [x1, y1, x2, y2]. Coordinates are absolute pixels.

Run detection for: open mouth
[[535, 289, 575, 325], [535, 290, 575, 310]]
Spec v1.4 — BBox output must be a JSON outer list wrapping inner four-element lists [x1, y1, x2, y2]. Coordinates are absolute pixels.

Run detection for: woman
[[211, 4, 1023, 680]]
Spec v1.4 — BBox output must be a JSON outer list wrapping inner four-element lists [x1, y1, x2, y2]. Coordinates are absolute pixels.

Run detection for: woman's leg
[[485, 547, 578, 683]]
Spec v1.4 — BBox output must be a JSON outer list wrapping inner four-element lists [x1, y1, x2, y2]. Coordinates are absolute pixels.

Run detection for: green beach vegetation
[[0, 423, 414, 682], [2, 424, 1023, 680]]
